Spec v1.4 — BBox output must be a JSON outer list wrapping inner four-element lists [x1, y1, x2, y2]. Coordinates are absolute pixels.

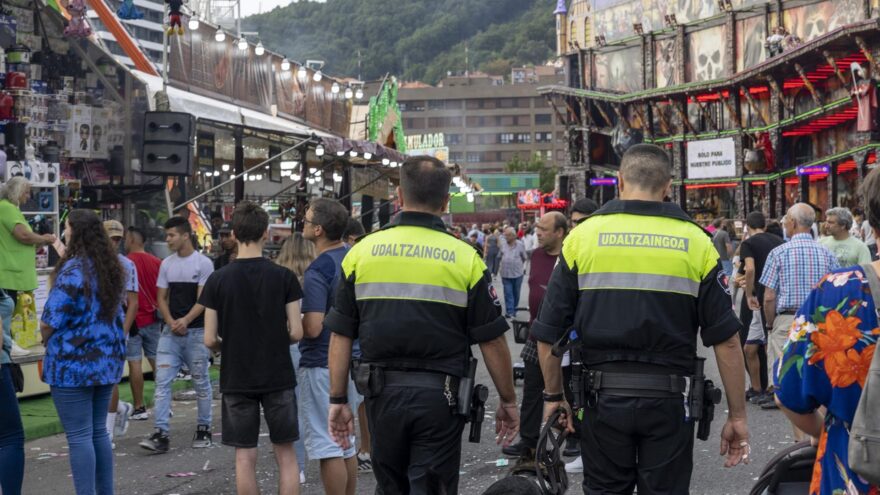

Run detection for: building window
[[427, 99, 463, 110], [466, 116, 488, 127], [427, 116, 463, 128], [446, 134, 461, 145], [449, 151, 463, 162], [535, 114, 552, 125], [404, 118, 425, 129], [467, 152, 481, 163], [535, 132, 553, 143]]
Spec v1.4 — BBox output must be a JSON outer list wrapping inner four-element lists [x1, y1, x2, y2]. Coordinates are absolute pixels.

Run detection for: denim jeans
[[153, 326, 212, 432], [721, 260, 734, 279], [0, 365, 24, 495], [51, 384, 115, 495], [289, 344, 307, 471], [502, 276, 523, 316], [0, 294, 15, 365]]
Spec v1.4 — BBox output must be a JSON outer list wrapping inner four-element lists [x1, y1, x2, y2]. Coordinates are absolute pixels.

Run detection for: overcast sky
[[240, 0, 325, 17]]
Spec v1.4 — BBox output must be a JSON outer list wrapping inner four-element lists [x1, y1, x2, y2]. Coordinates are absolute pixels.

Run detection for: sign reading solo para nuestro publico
[[686, 137, 736, 179]]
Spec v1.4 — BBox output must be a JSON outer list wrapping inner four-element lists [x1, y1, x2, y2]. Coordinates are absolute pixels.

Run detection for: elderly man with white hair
[[759, 203, 838, 412], [820, 207, 872, 267]]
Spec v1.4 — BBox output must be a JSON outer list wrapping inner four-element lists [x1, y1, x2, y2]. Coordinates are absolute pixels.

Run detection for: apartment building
[[397, 67, 568, 174], [87, 0, 165, 69]]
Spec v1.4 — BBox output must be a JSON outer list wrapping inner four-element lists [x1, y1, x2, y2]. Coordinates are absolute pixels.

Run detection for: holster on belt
[[352, 361, 385, 398]]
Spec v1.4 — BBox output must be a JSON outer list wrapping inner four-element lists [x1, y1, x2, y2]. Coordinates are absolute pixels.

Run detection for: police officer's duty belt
[[586, 370, 687, 396], [384, 370, 458, 389]]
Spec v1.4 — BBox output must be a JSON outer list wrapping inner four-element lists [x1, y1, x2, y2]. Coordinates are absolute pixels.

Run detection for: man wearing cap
[[214, 221, 236, 271], [103, 220, 140, 444]]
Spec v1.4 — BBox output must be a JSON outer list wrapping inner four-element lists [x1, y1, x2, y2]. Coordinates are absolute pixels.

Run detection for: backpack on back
[[848, 263, 880, 485]]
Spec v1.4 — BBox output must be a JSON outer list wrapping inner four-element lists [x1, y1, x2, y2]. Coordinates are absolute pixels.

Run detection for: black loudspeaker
[[378, 199, 391, 227], [558, 175, 571, 202], [141, 112, 194, 176]]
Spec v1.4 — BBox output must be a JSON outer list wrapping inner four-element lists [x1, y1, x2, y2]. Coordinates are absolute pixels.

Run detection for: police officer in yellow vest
[[325, 156, 520, 495], [532, 144, 751, 494]]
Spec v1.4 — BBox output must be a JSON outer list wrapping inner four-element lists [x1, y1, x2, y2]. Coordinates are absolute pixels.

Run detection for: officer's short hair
[[619, 144, 672, 194], [400, 156, 452, 211], [826, 207, 854, 230], [232, 201, 269, 244], [746, 211, 766, 230], [308, 198, 348, 241]]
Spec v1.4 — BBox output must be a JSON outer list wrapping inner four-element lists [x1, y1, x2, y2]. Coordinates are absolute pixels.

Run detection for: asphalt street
[[21, 275, 795, 494]]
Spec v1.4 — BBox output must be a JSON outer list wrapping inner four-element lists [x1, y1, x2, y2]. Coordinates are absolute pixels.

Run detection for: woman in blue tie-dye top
[[40, 209, 125, 495]]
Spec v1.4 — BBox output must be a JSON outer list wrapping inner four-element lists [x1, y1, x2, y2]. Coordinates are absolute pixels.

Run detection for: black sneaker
[[139, 429, 169, 453], [563, 436, 580, 457], [192, 425, 212, 448], [745, 389, 762, 402], [130, 406, 149, 421], [502, 440, 529, 457]]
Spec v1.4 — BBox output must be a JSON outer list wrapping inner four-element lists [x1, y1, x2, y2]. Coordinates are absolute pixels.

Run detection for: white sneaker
[[565, 456, 583, 473], [10, 341, 30, 357], [299, 471, 305, 484], [115, 401, 133, 437]]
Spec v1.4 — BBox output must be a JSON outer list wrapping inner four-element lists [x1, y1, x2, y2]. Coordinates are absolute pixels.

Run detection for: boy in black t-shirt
[[200, 202, 304, 494]]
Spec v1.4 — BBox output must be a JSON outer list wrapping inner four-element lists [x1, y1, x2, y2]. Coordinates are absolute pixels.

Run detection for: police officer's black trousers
[[366, 384, 466, 495], [580, 394, 694, 495]]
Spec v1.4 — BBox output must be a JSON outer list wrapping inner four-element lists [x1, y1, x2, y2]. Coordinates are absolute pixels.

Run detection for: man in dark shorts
[[200, 202, 305, 494]]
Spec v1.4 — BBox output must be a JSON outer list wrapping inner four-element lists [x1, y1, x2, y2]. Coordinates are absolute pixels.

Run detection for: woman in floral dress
[[775, 168, 880, 495]]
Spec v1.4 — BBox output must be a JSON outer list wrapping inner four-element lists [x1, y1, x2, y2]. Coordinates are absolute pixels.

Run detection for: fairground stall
[[544, 0, 880, 222]]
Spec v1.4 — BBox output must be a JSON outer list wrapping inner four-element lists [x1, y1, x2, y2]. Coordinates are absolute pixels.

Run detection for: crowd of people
[[0, 146, 878, 494]]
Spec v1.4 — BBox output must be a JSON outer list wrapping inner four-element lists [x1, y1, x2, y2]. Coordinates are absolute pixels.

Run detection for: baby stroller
[[749, 440, 816, 495]]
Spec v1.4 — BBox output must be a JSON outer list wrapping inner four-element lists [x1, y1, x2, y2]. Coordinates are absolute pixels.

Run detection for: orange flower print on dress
[[809, 311, 862, 365], [809, 430, 828, 495], [823, 346, 875, 388]]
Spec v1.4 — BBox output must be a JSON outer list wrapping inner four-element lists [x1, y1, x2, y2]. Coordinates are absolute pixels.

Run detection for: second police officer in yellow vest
[[532, 144, 751, 494], [325, 156, 520, 495]]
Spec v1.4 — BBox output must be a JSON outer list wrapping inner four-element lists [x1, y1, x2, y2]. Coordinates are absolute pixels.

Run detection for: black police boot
[[563, 436, 580, 457], [502, 440, 529, 457]]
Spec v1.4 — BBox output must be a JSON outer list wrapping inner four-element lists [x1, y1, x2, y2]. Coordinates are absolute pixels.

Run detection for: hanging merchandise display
[[116, 0, 144, 20], [165, 0, 185, 36], [63, 0, 92, 38]]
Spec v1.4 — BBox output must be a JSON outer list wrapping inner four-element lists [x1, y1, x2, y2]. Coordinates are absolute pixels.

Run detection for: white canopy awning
[[131, 70, 334, 139]]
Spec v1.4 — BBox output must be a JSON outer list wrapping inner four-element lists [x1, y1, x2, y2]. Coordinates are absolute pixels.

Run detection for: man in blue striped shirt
[[760, 203, 838, 370]]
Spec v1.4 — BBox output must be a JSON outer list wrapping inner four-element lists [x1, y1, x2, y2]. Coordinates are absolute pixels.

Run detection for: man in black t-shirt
[[200, 202, 305, 495], [740, 212, 783, 404]]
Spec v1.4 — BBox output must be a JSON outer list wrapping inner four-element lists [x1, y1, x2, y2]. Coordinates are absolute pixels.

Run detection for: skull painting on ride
[[687, 25, 728, 83], [594, 46, 642, 93], [784, 0, 863, 43]]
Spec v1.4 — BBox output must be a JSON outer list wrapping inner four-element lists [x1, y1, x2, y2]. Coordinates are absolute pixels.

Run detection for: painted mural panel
[[737, 15, 767, 72], [592, 1, 646, 42], [673, 0, 719, 23], [686, 25, 729, 83], [655, 37, 676, 88], [594, 46, 643, 92], [784, 0, 864, 43]]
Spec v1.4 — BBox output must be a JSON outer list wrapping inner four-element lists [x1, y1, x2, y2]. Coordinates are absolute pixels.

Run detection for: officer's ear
[[440, 193, 450, 213], [616, 172, 625, 195], [396, 186, 405, 209], [663, 179, 673, 200]]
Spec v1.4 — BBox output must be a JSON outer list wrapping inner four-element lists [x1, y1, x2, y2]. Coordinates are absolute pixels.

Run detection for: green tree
[[506, 153, 556, 193]]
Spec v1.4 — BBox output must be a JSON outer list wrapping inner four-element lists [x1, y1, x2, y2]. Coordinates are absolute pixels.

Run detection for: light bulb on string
[[313, 71, 323, 82], [237, 38, 248, 51], [221, 164, 230, 172], [255, 42, 265, 56], [382, 158, 390, 166], [281, 58, 291, 71], [188, 16, 200, 31], [298, 65, 307, 79], [344, 87, 354, 99], [315, 144, 325, 157], [355, 88, 364, 99], [331, 82, 340, 94], [363, 152, 372, 160], [349, 150, 358, 158], [214, 30, 226, 42]]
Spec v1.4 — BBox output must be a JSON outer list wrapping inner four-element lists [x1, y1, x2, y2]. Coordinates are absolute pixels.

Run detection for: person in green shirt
[[820, 207, 872, 268], [0, 177, 56, 351]]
